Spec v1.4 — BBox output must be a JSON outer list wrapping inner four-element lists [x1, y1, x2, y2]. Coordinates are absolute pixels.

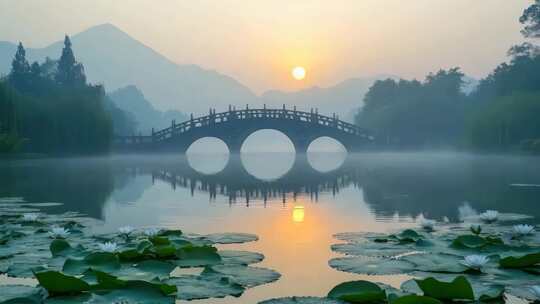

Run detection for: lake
[[1, 152, 539, 303]]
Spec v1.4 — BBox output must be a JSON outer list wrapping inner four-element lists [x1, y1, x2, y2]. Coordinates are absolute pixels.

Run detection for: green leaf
[[34, 270, 90, 296], [327, 280, 386, 303], [92, 280, 176, 304], [396, 229, 422, 243], [49, 239, 71, 257], [137, 240, 153, 253], [259, 297, 347, 304], [202, 265, 281, 288], [478, 287, 505, 303], [150, 236, 170, 246], [218, 250, 264, 265], [329, 257, 414, 275], [115, 260, 176, 281], [414, 276, 474, 301], [204, 232, 259, 244], [92, 270, 126, 290], [160, 229, 183, 237], [0, 285, 44, 304], [166, 275, 245, 300], [402, 253, 468, 273], [63, 252, 120, 275], [391, 295, 442, 304], [499, 252, 540, 268], [451, 235, 487, 249], [175, 245, 221, 267], [153, 245, 177, 258]]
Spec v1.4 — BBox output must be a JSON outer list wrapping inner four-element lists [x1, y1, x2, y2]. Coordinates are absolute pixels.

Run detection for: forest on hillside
[[355, 3, 540, 153], [0, 36, 136, 154]]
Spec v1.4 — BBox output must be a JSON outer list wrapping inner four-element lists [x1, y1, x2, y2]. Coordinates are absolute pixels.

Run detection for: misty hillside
[[0, 24, 257, 115], [108, 85, 188, 134]]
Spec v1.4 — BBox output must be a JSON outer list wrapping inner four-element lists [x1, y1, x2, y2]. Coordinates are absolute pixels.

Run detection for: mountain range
[[0, 23, 465, 124]]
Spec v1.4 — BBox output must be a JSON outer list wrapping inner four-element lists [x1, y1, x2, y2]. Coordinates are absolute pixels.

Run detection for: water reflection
[[1, 153, 540, 303], [241, 153, 296, 181], [307, 152, 347, 173], [186, 153, 229, 175], [292, 205, 305, 223], [1, 153, 540, 222]]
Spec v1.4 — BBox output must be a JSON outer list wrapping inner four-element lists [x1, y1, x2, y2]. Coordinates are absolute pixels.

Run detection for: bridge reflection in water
[[150, 154, 358, 205]]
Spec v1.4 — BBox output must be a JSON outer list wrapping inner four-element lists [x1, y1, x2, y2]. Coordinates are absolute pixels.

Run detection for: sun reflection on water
[[292, 205, 305, 223]]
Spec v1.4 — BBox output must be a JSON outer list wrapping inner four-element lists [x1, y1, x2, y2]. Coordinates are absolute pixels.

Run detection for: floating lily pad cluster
[[0, 207, 280, 303], [261, 213, 540, 303]]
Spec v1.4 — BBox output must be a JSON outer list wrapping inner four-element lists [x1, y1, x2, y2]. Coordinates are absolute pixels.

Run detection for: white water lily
[[470, 224, 482, 235], [479, 210, 498, 223], [22, 213, 39, 222], [144, 227, 160, 237], [461, 255, 489, 270], [98, 241, 118, 253], [530, 286, 540, 300], [118, 226, 134, 235], [419, 218, 436, 231], [513, 224, 535, 236], [49, 226, 70, 239]]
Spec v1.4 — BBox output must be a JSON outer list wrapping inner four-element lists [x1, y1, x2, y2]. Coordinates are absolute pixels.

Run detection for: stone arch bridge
[[114, 106, 375, 153]]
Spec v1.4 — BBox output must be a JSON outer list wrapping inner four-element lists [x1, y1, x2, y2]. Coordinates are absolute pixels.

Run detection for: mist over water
[[1, 152, 539, 303]]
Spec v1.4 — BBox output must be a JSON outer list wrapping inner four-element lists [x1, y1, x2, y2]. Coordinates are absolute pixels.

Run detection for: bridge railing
[[115, 108, 374, 144]]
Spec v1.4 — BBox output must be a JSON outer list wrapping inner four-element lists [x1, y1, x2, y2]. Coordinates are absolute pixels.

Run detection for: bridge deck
[[115, 107, 373, 145]]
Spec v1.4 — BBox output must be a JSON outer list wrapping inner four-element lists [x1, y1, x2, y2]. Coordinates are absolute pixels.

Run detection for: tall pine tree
[[55, 35, 86, 86], [9, 42, 30, 90]]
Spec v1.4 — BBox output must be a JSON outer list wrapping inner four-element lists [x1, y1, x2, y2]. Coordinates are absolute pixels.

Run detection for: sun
[[292, 66, 306, 80]]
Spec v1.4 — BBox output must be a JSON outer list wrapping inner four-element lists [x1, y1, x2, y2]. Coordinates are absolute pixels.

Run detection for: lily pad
[[175, 245, 221, 267], [401, 253, 468, 273], [327, 280, 386, 303], [499, 252, 540, 269], [203, 232, 259, 244], [414, 276, 475, 301], [63, 252, 121, 275], [391, 295, 442, 304], [166, 275, 245, 300], [202, 264, 281, 287], [35, 270, 91, 296], [259, 297, 347, 304], [329, 257, 415, 275], [218, 250, 264, 265], [115, 260, 176, 281], [0, 285, 45, 304], [331, 243, 411, 258], [92, 280, 176, 304]]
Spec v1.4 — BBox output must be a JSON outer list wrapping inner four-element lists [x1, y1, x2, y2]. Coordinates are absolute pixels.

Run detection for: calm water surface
[[1, 152, 539, 303]]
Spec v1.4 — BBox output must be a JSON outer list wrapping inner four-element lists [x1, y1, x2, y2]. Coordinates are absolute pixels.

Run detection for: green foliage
[[390, 295, 441, 304], [0, 34, 139, 154], [520, 0, 540, 38], [55, 36, 86, 87], [499, 252, 540, 269], [355, 68, 466, 148], [327, 280, 387, 303], [34, 271, 91, 296], [414, 276, 475, 301], [467, 92, 540, 151]]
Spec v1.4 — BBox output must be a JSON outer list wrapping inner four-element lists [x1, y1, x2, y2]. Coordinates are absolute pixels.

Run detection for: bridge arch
[[240, 129, 296, 153], [306, 136, 348, 153], [186, 136, 230, 155]]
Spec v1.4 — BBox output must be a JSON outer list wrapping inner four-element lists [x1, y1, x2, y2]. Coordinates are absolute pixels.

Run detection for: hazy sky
[[0, 0, 533, 93]]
